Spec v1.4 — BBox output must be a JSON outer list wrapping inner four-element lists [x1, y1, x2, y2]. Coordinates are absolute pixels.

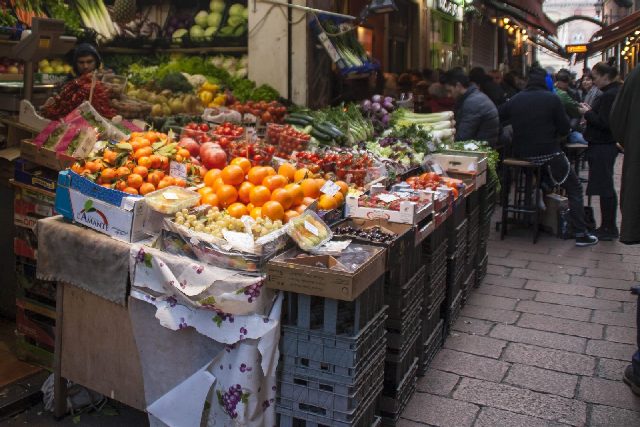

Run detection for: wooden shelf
[[0, 39, 18, 57], [100, 46, 248, 55]]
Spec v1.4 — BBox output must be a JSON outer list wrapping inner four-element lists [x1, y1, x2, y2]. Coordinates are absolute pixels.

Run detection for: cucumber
[[316, 122, 345, 139], [287, 112, 315, 123], [285, 117, 313, 127], [310, 128, 332, 142]]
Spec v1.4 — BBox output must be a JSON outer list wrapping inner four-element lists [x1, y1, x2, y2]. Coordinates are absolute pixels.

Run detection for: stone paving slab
[[398, 162, 639, 426]]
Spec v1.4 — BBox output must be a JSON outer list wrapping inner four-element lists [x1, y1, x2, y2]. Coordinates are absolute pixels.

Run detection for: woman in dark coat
[[578, 61, 622, 241], [610, 64, 640, 244]]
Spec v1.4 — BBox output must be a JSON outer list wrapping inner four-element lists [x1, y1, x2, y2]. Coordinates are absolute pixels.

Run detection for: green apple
[[229, 4, 245, 16], [204, 26, 217, 38], [194, 10, 209, 28], [210, 0, 224, 13], [227, 15, 244, 27], [189, 25, 205, 39], [207, 12, 221, 28], [172, 28, 188, 41]]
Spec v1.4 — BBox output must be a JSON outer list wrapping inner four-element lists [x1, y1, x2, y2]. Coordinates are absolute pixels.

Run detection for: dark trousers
[[634, 286, 640, 376], [544, 154, 588, 234]]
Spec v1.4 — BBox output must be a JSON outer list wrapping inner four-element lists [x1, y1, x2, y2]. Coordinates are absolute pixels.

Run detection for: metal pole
[[259, 0, 356, 20]]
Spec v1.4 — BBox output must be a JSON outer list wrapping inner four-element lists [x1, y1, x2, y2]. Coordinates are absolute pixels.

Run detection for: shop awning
[[484, 0, 557, 36], [587, 10, 640, 54]]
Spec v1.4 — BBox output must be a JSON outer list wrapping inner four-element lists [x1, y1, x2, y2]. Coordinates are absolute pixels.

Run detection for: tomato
[[199, 123, 210, 132]]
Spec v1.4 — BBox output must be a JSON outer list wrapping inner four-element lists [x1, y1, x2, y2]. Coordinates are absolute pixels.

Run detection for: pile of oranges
[[71, 131, 195, 196], [198, 158, 348, 223]]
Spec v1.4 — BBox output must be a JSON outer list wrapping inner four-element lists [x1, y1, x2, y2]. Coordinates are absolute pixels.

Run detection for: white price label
[[304, 220, 319, 237], [432, 162, 444, 175], [170, 161, 188, 179], [377, 193, 399, 203], [463, 143, 479, 151], [467, 162, 477, 172], [35, 204, 53, 217], [163, 192, 179, 200], [223, 229, 255, 250], [321, 180, 341, 197]]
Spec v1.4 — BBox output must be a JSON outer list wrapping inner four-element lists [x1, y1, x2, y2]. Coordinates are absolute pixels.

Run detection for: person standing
[[581, 73, 602, 107], [578, 61, 622, 241], [499, 67, 598, 247], [442, 69, 499, 146], [609, 63, 640, 395]]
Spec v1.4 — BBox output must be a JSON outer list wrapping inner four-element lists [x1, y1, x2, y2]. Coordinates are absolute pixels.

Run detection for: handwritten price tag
[[169, 161, 187, 179], [320, 180, 341, 197], [377, 193, 399, 203], [304, 220, 319, 237]]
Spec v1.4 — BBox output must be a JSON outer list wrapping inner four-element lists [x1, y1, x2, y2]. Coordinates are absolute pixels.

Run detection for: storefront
[[429, 0, 466, 70]]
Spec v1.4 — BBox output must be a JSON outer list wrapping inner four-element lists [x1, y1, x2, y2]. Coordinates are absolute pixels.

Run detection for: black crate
[[448, 194, 467, 229], [383, 328, 419, 390], [461, 269, 476, 304], [424, 266, 446, 312], [378, 357, 418, 426], [418, 319, 445, 375], [385, 299, 421, 351], [420, 298, 443, 345], [444, 290, 463, 334], [385, 266, 425, 320], [447, 219, 468, 256], [466, 189, 480, 215], [476, 253, 489, 287], [282, 276, 385, 336]]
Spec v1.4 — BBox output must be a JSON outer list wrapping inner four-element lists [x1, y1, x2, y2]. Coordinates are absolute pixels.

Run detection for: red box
[[16, 298, 55, 349]]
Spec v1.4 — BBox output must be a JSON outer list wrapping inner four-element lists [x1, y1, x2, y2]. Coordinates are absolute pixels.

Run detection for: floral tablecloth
[[129, 244, 282, 427]]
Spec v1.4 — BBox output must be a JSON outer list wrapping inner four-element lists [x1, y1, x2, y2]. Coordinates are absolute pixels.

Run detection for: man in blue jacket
[[443, 69, 499, 146], [499, 67, 598, 247]]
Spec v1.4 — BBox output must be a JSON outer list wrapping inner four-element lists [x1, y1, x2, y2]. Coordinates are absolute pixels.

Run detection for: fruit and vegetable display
[[287, 211, 332, 251], [405, 173, 465, 198], [333, 225, 396, 244], [41, 73, 116, 120], [357, 192, 430, 211], [37, 58, 72, 74], [0, 57, 22, 74], [173, 207, 283, 240], [360, 94, 397, 134], [180, 0, 248, 42]]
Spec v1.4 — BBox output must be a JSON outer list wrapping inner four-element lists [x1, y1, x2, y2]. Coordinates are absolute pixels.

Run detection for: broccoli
[[159, 73, 193, 93]]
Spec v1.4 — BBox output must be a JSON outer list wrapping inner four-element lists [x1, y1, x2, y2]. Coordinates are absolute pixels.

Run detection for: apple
[[199, 142, 227, 169], [210, 0, 225, 13], [194, 10, 209, 28], [178, 137, 200, 158], [207, 12, 222, 28], [7, 65, 19, 74], [190, 25, 205, 40]]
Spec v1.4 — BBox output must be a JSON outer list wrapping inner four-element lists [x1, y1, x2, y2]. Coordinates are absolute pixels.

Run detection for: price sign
[[170, 161, 188, 179]]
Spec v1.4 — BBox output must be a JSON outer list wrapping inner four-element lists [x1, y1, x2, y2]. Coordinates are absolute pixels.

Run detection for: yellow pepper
[[213, 94, 226, 105], [199, 90, 214, 106], [201, 82, 219, 92]]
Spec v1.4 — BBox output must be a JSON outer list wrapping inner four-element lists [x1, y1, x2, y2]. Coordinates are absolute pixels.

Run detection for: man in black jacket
[[499, 67, 598, 247], [443, 69, 499, 146]]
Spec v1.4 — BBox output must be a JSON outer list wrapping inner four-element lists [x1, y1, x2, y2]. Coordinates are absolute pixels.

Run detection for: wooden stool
[[499, 158, 542, 243], [564, 143, 588, 178]]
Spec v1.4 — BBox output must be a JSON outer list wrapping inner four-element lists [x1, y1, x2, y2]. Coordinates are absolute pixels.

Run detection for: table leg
[[53, 282, 67, 420]]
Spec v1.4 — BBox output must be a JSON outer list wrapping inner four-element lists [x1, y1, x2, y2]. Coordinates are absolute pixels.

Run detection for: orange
[[157, 177, 174, 190], [249, 185, 271, 207], [302, 196, 316, 206], [336, 180, 349, 195], [216, 184, 238, 208], [116, 166, 131, 178], [315, 178, 326, 190], [116, 180, 127, 191], [158, 156, 170, 170], [198, 186, 214, 196], [294, 204, 308, 214], [246, 203, 255, 211], [284, 210, 300, 223], [133, 166, 148, 178], [333, 191, 345, 206], [262, 174, 288, 192], [294, 168, 311, 183], [250, 207, 262, 219], [137, 156, 152, 168], [103, 149, 118, 164], [100, 183, 111, 188], [163, 176, 176, 186], [230, 157, 252, 173], [147, 171, 164, 186], [134, 146, 153, 160], [127, 173, 144, 189], [271, 188, 293, 210], [201, 193, 219, 208], [100, 168, 117, 183], [263, 166, 277, 176], [238, 181, 255, 204], [174, 178, 186, 187], [318, 194, 338, 211], [204, 169, 222, 188], [261, 201, 284, 221], [210, 177, 224, 191], [123, 187, 139, 195], [247, 166, 270, 186], [227, 202, 248, 218], [139, 182, 156, 195], [71, 163, 83, 174], [177, 148, 191, 159], [285, 183, 304, 206], [221, 165, 245, 186], [278, 163, 296, 181], [149, 154, 162, 169], [300, 179, 321, 198]]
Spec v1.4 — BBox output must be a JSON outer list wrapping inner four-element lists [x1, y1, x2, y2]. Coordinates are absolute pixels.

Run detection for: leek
[[74, 0, 118, 41]]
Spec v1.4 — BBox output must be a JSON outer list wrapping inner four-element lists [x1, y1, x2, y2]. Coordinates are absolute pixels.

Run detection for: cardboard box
[[20, 139, 75, 171], [266, 245, 386, 301], [12, 180, 56, 230], [55, 170, 148, 243], [344, 194, 433, 225], [13, 158, 57, 192], [432, 152, 487, 174], [541, 193, 569, 236]]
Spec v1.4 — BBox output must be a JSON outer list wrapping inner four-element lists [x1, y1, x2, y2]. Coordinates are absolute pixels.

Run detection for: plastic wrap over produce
[[129, 245, 282, 426]]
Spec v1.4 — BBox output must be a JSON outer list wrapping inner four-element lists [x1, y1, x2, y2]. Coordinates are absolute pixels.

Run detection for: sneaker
[[575, 233, 599, 247], [596, 227, 619, 241], [623, 365, 640, 396]]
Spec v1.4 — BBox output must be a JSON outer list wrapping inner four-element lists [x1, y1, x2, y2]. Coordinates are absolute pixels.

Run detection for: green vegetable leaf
[[115, 142, 133, 151], [83, 199, 94, 212], [144, 253, 153, 268], [72, 415, 81, 424]]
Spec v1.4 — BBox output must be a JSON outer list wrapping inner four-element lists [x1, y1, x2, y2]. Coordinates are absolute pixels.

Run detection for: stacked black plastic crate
[[444, 194, 468, 332], [417, 224, 447, 375], [463, 190, 480, 301], [277, 279, 386, 427], [476, 174, 497, 285]]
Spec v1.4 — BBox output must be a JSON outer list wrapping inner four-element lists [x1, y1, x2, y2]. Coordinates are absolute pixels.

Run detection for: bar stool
[[499, 158, 543, 243]]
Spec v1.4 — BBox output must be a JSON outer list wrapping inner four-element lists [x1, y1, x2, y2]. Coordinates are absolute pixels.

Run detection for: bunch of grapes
[[249, 217, 283, 238], [173, 208, 283, 239], [243, 282, 263, 303], [218, 384, 243, 419]]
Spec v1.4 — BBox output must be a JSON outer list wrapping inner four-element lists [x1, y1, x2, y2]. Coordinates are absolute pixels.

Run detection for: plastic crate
[[384, 266, 425, 318], [461, 269, 476, 304], [16, 298, 55, 349], [384, 331, 422, 390], [385, 302, 421, 351], [378, 357, 418, 426], [418, 319, 445, 375], [424, 266, 446, 313], [281, 305, 388, 370], [444, 290, 463, 333], [476, 253, 489, 287], [283, 275, 385, 336], [277, 374, 381, 427], [448, 195, 467, 229], [15, 259, 56, 306], [278, 352, 384, 413], [447, 219, 468, 256], [421, 298, 443, 345]]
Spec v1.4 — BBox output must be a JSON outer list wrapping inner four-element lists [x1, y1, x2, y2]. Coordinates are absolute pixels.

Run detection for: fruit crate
[[383, 327, 419, 392], [421, 293, 443, 345], [282, 275, 385, 336], [385, 300, 421, 351], [277, 372, 381, 427], [466, 187, 480, 214], [461, 269, 476, 305], [476, 253, 489, 287], [444, 289, 464, 333], [384, 266, 425, 318], [15, 258, 56, 307], [424, 264, 446, 313], [281, 304, 388, 371], [378, 357, 418, 426], [448, 194, 467, 230], [447, 218, 468, 256], [278, 351, 384, 413], [16, 298, 55, 349], [418, 319, 445, 376]]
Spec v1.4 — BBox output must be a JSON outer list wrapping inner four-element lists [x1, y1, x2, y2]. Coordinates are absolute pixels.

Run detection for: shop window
[[442, 19, 454, 44], [389, 38, 407, 73]]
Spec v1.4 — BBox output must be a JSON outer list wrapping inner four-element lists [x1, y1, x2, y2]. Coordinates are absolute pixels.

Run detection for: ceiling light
[[367, 0, 397, 14], [503, 17, 510, 24]]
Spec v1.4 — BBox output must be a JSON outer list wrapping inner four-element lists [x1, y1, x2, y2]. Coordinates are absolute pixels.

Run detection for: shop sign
[[437, 0, 461, 17], [566, 44, 588, 53]]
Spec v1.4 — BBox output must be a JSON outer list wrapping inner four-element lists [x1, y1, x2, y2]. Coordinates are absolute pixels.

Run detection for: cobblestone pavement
[[399, 159, 640, 426]]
